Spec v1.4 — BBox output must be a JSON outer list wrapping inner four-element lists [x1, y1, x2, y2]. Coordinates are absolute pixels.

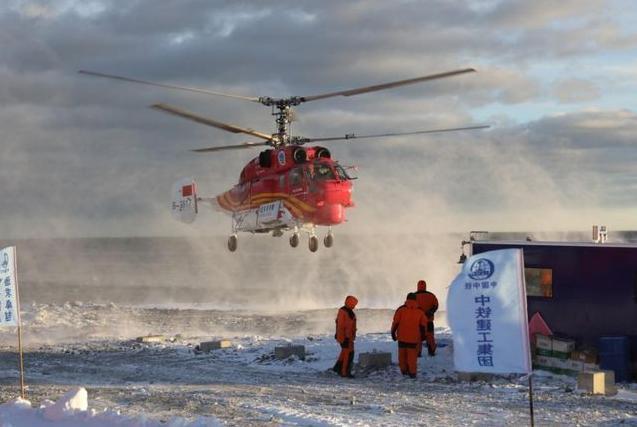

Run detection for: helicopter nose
[[316, 203, 344, 224], [322, 181, 352, 206]]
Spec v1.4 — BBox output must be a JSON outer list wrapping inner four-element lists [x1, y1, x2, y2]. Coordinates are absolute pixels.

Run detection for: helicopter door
[[288, 167, 306, 195]]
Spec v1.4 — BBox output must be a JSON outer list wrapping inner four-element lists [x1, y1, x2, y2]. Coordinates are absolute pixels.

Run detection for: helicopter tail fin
[[171, 178, 198, 224]]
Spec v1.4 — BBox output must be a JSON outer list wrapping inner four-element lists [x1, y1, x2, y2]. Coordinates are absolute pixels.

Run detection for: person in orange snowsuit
[[333, 295, 358, 378], [391, 293, 428, 378], [415, 279, 439, 357]]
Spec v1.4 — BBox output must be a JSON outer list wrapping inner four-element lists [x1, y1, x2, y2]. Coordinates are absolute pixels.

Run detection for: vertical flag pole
[[13, 247, 25, 399], [528, 373, 535, 427]]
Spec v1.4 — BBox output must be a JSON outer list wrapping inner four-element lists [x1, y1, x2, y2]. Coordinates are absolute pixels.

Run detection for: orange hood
[[344, 295, 358, 309], [405, 299, 418, 309]]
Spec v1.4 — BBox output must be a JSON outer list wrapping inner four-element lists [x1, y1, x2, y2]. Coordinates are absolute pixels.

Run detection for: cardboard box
[[358, 352, 392, 370], [534, 355, 554, 367], [582, 362, 599, 371], [457, 372, 496, 382], [571, 349, 598, 364], [533, 355, 582, 376], [274, 345, 306, 360], [136, 335, 165, 343], [536, 334, 552, 350], [602, 370, 618, 395], [578, 371, 605, 394], [200, 340, 232, 352], [552, 337, 575, 359], [551, 351, 569, 360], [577, 370, 617, 396], [563, 359, 584, 371], [537, 348, 553, 357], [552, 337, 575, 354], [551, 358, 578, 373]]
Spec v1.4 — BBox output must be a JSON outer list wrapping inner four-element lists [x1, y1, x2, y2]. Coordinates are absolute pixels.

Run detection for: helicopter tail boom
[[171, 178, 200, 224]]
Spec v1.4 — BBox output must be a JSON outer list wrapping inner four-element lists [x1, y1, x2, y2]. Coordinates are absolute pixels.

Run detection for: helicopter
[[79, 68, 488, 252]]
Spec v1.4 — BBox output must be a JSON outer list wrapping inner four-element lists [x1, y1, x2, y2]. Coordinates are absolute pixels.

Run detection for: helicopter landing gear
[[309, 235, 319, 253], [272, 228, 284, 237], [289, 233, 299, 248], [227, 234, 238, 252], [324, 231, 334, 248]]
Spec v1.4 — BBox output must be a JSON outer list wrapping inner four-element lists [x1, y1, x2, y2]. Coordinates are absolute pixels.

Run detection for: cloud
[[552, 78, 601, 103], [0, 0, 636, 238]]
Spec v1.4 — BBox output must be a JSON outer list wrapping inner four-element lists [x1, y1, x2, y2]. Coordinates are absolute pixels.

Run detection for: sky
[[2, 0, 637, 238]]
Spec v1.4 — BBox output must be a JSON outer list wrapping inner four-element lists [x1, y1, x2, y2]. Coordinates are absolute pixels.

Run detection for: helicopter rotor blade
[[300, 68, 476, 103], [191, 141, 271, 153], [298, 124, 490, 143], [151, 103, 275, 141], [78, 70, 261, 102]]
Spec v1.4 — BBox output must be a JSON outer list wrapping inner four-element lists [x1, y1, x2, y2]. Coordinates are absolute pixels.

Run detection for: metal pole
[[528, 373, 535, 427], [13, 247, 25, 399]]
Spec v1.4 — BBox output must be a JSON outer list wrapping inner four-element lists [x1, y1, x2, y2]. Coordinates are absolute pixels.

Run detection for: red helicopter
[[79, 68, 487, 252]]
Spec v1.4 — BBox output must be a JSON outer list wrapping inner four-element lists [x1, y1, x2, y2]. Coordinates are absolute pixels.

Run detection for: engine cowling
[[293, 147, 307, 163], [315, 147, 331, 159]]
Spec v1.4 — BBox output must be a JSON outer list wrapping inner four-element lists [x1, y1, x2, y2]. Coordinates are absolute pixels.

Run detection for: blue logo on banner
[[0, 253, 8, 273], [468, 258, 494, 280]]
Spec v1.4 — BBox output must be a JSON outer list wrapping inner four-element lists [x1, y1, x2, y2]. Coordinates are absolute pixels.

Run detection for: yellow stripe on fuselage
[[249, 192, 316, 212], [216, 191, 316, 217]]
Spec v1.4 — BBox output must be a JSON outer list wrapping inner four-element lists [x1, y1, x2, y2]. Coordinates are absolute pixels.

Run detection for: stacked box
[[533, 355, 554, 369], [533, 334, 599, 375], [582, 362, 598, 371], [533, 355, 587, 376], [562, 359, 583, 372], [536, 334, 553, 357], [571, 349, 598, 364], [552, 337, 575, 359]]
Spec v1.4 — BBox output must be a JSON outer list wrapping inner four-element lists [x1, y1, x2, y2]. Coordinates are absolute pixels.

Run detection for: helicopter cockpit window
[[334, 164, 351, 180], [314, 163, 336, 180], [289, 168, 303, 187]]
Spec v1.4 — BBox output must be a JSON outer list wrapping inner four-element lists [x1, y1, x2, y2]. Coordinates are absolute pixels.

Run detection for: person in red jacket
[[415, 279, 438, 357], [391, 293, 428, 378], [333, 295, 358, 378]]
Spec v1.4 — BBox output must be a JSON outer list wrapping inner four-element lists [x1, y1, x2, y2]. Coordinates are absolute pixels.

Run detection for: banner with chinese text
[[447, 248, 531, 374], [0, 246, 18, 327]]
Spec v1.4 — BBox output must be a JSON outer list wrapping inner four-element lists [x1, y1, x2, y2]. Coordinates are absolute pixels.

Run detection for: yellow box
[[577, 371, 617, 396]]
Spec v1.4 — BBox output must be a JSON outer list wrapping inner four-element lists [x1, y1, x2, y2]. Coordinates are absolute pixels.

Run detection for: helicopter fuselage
[[215, 145, 353, 231]]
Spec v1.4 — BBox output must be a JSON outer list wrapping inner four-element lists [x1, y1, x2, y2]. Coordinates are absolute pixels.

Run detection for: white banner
[[447, 248, 531, 374], [0, 246, 18, 327]]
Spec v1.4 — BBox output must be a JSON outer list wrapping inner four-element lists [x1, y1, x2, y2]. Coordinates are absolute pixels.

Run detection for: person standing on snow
[[415, 279, 439, 357], [391, 293, 428, 378], [333, 295, 358, 378]]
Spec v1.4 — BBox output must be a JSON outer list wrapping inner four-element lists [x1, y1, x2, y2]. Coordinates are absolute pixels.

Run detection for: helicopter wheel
[[289, 233, 299, 248], [309, 235, 319, 252], [227, 235, 238, 252], [324, 233, 334, 248]]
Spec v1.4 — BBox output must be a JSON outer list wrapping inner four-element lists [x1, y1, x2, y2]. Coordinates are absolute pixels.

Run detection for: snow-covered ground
[[1, 303, 636, 426]]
